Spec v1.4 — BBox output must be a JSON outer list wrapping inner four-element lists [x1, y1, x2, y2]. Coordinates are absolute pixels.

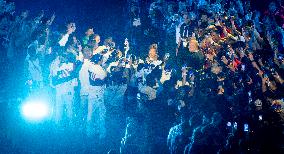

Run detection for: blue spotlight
[[21, 100, 50, 122]]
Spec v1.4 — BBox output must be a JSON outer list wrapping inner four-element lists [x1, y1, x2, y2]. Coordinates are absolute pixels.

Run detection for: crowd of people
[[125, 0, 284, 153], [1, 0, 284, 153]]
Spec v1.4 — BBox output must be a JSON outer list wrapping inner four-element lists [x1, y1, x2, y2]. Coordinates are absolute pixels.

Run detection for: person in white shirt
[[24, 44, 43, 94], [50, 48, 77, 124], [145, 44, 163, 69], [79, 47, 107, 138]]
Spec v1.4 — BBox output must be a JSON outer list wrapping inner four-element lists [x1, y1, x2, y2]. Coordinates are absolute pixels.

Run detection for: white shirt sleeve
[[58, 33, 70, 46], [50, 57, 60, 77], [176, 23, 181, 44]]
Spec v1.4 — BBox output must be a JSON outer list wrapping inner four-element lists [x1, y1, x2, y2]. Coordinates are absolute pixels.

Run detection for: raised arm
[[58, 23, 76, 46]]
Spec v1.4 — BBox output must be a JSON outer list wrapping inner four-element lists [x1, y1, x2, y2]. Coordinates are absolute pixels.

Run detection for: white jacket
[[79, 59, 107, 95]]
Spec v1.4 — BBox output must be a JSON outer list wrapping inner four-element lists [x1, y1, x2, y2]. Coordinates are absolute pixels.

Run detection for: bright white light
[[21, 101, 50, 121]]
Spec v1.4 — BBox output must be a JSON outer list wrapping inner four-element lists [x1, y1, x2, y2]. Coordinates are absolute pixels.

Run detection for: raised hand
[[47, 13, 55, 26], [86, 28, 94, 36], [248, 52, 254, 61], [67, 23, 76, 34], [35, 10, 44, 23]]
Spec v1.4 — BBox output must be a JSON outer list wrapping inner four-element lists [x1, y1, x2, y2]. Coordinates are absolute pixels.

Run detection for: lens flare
[[21, 101, 50, 121]]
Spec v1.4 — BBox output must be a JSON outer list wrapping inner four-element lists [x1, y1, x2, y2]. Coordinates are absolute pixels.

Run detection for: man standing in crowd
[[79, 47, 93, 128], [24, 43, 44, 96], [88, 53, 107, 139], [79, 47, 107, 138], [50, 47, 77, 125], [176, 13, 196, 67]]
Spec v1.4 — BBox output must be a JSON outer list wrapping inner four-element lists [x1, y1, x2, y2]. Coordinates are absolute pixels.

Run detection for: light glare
[[22, 101, 50, 121]]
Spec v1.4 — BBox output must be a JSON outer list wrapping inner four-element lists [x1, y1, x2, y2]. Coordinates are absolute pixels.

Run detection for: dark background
[[8, 0, 128, 42], [8, 0, 277, 38]]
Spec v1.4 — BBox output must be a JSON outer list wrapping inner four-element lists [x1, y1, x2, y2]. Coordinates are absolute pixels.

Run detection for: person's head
[[149, 9, 156, 19], [210, 31, 220, 42], [202, 115, 209, 125], [37, 35, 46, 46], [82, 47, 93, 59], [188, 12, 196, 21], [94, 34, 100, 44], [131, 5, 138, 13], [201, 14, 208, 22], [67, 22, 76, 34], [237, 48, 245, 58], [21, 11, 29, 19], [148, 44, 158, 60], [85, 28, 94, 36], [111, 49, 123, 61], [188, 38, 199, 52], [71, 36, 77, 43], [167, 4, 174, 13], [104, 37, 115, 48], [183, 14, 190, 24], [269, 2, 277, 13], [227, 44, 234, 53]]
